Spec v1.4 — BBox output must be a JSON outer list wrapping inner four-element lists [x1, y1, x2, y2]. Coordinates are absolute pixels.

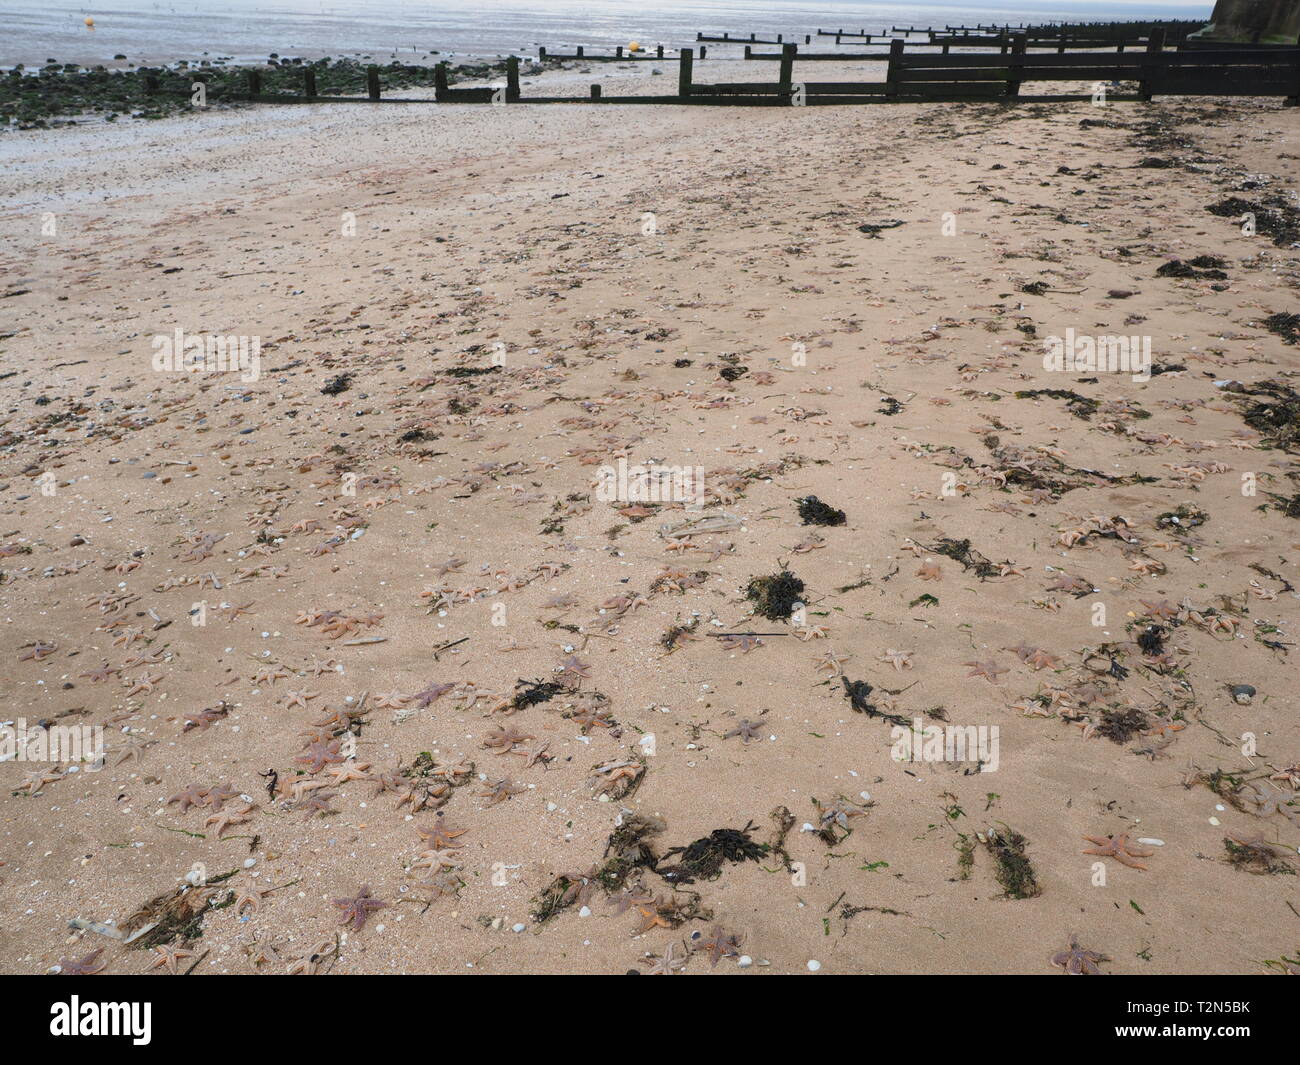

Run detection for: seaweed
[[657, 822, 768, 884], [796, 495, 846, 526], [1136, 625, 1166, 657], [1156, 258, 1227, 281], [1232, 379, 1300, 452], [122, 871, 238, 949], [443, 365, 501, 378], [745, 569, 805, 621], [1207, 195, 1300, 248], [598, 813, 666, 891], [981, 826, 1041, 900], [321, 373, 352, 395], [1097, 707, 1148, 744], [1223, 836, 1295, 876], [1155, 502, 1207, 532], [1014, 388, 1099, 420], [512, 678, 565, 710], [841, 676, 909, 727], [923, 537, 1001, 579], [1263, 313, 1300, 346]]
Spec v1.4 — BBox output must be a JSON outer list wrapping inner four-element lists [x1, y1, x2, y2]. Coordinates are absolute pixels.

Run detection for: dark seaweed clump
[[1014, 388, 1099, 420], [1207, 196, 1300, 248], [796, 495, 846, 526], [1097, 706, 1149, 744], [1156, 257, 1227, 281], [444, 365, 501, 378], [1263, 314, 1300, 346], [657, 823, 768, 884], [1137, 625, 1166, 657], [512, 678, 565, 710], [841, 676, 908, 726], [745, 569, 804, 620], [982, 826, 1041, 900], [1235, 379, 1300, 453], [321, 373, 352, 395], [926, 536, 1001, 579]]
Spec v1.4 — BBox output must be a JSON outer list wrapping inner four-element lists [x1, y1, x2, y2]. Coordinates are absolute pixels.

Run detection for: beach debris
[[796, 495, 846, 526], [980, 826, 1041, 898], [745, 569, 804, 621], [658, 822, 767, 884]]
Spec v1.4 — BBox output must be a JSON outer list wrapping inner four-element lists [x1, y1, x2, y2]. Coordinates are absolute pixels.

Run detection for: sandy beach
[[2, 59, 1299, 976]]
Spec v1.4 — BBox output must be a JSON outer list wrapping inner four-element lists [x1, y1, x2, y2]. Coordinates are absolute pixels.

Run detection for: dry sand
[[2, 62, 1299, 975]]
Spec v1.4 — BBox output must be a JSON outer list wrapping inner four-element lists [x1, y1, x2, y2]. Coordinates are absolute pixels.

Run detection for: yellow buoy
[[628, 41, 640, 52], [84, 16, 95, 28]]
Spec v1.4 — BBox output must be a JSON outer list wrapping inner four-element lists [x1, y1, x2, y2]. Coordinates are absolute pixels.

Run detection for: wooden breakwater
[[134, 32, 1300, 108]]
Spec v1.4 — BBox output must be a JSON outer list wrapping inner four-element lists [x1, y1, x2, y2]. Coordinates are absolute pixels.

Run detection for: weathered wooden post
[[616, 46, 623, 57], [777, 34, 783, 43], [999, 30, 1008, 55], [657, 45, 664, 58], [590, 83, 601, 99], [434, 62, 448, 101], [1008, 33, 1026, 97], [885, 38, 903, 98], [303, 68, 317, 98], [1139, 29, 1165, 101], [778, 42, 796, 98], [506, 55, 520, 101], [744, 45, 751, 58], [1058, 33, 1068, 54], [247, 69, 262, 96], [700, 45, 707, 58], [678, 46, 693, 97], [1287, 39, 1300, 105], [576, 46, 584, 57], [366, 65, 380, 99], [538, 46, 547, 61], [942, 40, 950, 54]]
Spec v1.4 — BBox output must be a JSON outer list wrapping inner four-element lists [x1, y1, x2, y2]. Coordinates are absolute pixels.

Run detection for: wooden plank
[[897, 68, 1012, 81], [679, 47, 693, 97], [778, 42, 796, 96]]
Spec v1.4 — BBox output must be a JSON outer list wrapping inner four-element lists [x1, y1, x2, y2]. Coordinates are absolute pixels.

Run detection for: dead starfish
[[1051, 935, 1107, 975], [332, 884, 387, 931], [1081, 833, 1155, 870]]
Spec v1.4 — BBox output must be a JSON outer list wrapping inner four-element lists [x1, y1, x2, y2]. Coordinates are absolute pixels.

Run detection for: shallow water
[[7, 0, 1212, 67]]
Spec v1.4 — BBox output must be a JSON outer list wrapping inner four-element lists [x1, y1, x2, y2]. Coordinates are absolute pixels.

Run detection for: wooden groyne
[[134, 28, 1300, 108]]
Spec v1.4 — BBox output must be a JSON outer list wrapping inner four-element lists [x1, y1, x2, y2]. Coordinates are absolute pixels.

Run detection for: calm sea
[[6, 0, 1213, 66]]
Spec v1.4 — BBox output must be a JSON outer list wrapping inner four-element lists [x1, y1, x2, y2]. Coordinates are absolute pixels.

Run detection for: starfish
[[695, 925, 744, 967], [416, 816, 469, 850], [479, 778, 527, 805], [251, 665, 293, 686], [282, 689, 320, 710], [640, 940, 689, 975], [16, 768, 63, 796], [878, 648, 914, 671], [20, 642, 58, 662], [296, 739, 344, 773], [79, 662, 120, 683], [204, 803, 255, 838], [410, 682, 455, 708], [964, 659, 1009, 683], [58, 948, 106, 975], [482, 724, 535, 754], [723, 719, 764, 744], [148, 943, 195, 975], [1081, 833, 1155, 870], [915, 561, 942, 581], [1051, 935, 1107, 975], [167, 783, 210, 814], [332, 884, 387, 931], [233, 876, 270, 915], [508, 740, 553, 769], [814, 648, 851, 675]]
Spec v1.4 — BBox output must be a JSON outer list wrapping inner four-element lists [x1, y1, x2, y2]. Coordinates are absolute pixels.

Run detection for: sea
[[6, 0, 1214, 67]]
